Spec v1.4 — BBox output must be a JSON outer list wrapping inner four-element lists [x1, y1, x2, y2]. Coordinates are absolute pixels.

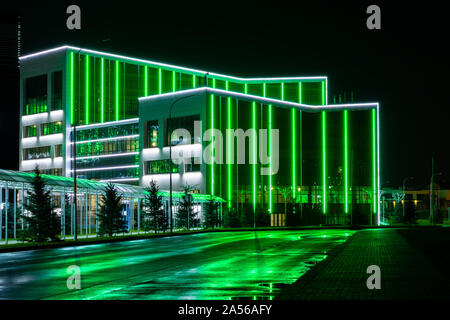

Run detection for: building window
[[23, 146, 51, 160], [76, 137, 139, 157], [23, 125, 38, 138], [145, 159, 179, 175], [145, 120, 159, 148], [164, 114, 200, 146], [184, 157, 201, 172], [54, 144, 62, 157], [25, 74, 47, 115], [52, 71, 62, 110], [41, 121, 62, 135], [75, 123, 139, 142]]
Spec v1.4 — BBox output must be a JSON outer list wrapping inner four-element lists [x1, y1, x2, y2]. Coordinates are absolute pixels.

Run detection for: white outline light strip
[[73, 134, 139, 145], [70, 165, 138, 173], [74, 118, 139, 131], [139, 88, 379, 112], [99, 178, 139, 183], [19, 45, 327, 82], [71, 151, 138, 160]]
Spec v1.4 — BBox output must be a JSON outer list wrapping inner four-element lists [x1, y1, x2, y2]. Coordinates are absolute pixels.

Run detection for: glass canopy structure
[[0, 169, 224, 243]]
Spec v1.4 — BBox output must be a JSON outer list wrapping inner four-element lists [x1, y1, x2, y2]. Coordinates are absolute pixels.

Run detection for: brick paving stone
[[277, 229, 450, 300]]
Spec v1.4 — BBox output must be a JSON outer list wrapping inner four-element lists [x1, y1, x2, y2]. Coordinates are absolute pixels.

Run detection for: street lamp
[[430, 171, 442, 225], [168, 95, 194, 233], [402, 176, 414, 217]]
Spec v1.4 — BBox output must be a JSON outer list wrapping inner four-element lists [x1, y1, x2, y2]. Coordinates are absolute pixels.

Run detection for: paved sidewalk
[[277, 228, 450, 299]]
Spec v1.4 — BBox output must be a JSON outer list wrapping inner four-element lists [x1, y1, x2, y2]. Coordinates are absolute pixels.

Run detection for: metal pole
[[5, 183, 8, 244], [14, 188, 17, 239], [430, 156, 434, 225], [137, 198, 140, 233], [62, 189, 65, 239], [21, 184, 24, 231]]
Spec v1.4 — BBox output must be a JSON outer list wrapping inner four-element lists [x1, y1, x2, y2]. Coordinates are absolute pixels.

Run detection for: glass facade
[[41, 121, 62, 135], [23, 146, 51, 160], [206, 92, 378, 224], [67, 49, 324, 183], [24, 74, 47, 115]]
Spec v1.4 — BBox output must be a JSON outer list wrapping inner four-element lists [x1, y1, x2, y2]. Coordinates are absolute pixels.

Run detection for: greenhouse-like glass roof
[[0, 169, 224, 202]]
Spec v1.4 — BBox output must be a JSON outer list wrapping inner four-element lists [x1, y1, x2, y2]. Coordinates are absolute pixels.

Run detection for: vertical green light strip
[[158, 68, 162, 94], [321, 81, 326, 214], [85, 55, 89, 124], [344, 110, 349, 213], [372, 109, 377, 213], [244, 83, 248, 94], [70, 52, 74, 125], [192, 74, 196, 88], [299, 82, 302, 190], [264, 84, 272, 213], [100, 58, 104, 123], [226, 81, 232, 207], [269, 104, 272, 213], [115, 60, 119, 121], [144, 66, 148, 96], [252, 101, 257, 213], [210, 79, 216, 196], [172, 71, 176, 92]]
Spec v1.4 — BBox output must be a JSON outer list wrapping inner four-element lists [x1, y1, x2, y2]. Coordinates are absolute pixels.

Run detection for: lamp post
[[168, 94, 194, 233], [430, 171, 442, 225], [402, 176, 414, 217]]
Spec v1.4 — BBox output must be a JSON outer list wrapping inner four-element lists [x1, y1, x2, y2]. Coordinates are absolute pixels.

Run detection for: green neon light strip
[[85, 55, 89, 124], [115, 61, 119, 121], [158, 68, 162, 94], [321, 81, 326, 214], [211, 79, 216, 196], [101, 58, 104, 123], [172, 71, 176, 92], [268, 103, 272, 213], [144, 66, 148, 96], [252, 101, 257, 212], [192, 74, 196, 88], [322, 111, 327, 214], [264, 84, 272, 213], [372, 109, 377, 213], [70, 52, 74, 125], [344, 110, 349, 213], [226, 81, 231, 207], [245, 83, 248, 94], [299, 82, 302, 189]]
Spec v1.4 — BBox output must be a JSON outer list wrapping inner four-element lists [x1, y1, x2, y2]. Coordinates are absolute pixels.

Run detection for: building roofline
[[19, 45, 328, 83], [138, 87, 379, 112]]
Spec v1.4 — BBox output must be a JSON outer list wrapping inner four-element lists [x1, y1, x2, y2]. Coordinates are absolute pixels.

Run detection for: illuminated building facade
[[19, 46, 380, 225]]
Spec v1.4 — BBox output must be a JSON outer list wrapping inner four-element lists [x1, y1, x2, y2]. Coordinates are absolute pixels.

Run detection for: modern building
[[18, 45, 380, 225]]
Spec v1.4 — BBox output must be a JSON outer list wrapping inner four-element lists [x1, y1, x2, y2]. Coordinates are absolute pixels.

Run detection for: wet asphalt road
[[0, 230, 353, 300]]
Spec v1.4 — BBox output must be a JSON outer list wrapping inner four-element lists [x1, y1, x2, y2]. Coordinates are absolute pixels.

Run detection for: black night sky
[[1, 1, 449, 189]]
